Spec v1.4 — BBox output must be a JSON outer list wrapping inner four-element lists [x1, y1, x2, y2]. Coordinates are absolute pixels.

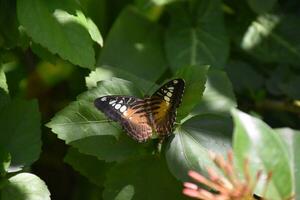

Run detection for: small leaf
[[17, 0, 95, 69], [165, 114, 232, 181], [0, 67, 8, 93], [192, 69, 236, 115], [232, 109, 293, 199], [0, 99, 41, 168], [1, 173, 50, 200], [165, 0, 229, 71], [98, 7, 167, 82], [64, 147, 111, 187], [103, 156, 186, 200], [241, 14, 300, 65], [176, 65, 208, 120], [276, 128, 300, 200], [86, 66, 156, 94]]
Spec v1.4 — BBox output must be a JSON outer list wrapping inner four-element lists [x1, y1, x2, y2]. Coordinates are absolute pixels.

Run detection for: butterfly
[[94, 79, 185, 142]]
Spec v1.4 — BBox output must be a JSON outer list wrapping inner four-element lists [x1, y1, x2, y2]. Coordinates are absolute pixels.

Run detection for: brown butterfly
[[94, 79, 185, 142]]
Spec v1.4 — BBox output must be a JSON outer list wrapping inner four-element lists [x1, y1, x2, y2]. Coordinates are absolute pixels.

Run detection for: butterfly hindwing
[[94, 95, 153, 142], [150, 79, 185, 135]]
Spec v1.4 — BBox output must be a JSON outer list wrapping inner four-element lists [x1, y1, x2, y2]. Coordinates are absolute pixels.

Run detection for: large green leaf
[[240, 14, 300, 66], [176, 65, 208, 120], [0, 150, 10, 176], [47, 78, 149, 162], [0, 99, 41, 168], [70, 134, 151, 162], [98, 7, 167, 82], [165, 0, 229, 71], [64, 147, 111, 187], [47, 78, 140, 143], [192, 69, 236, 116], [1, 173, 50, 200], [232, 109, 293, 199], [276, 128, 300, 200], [86, 66, 156, 94], [165, 114, 232, 181], [17, 0, 97, 69], [103, 156, 187, 200]]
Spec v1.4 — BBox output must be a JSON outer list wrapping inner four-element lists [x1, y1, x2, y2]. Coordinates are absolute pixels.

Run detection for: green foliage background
[[0, 0, 299, 199]]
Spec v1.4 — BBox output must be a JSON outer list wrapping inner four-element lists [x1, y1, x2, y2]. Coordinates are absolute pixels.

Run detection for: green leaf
[[225, 60, 264, 93], [0, 150, 10, 176], [240, 14, 300, 65], [276, 128, 300, 200], [1, 173, 50, 200], [0, 67, 8, 93], [86, 66, 156, 94], [64, 147, 111, 187], [165, 0, 229, 71], [103, 156, 187, 200], [47, 78, 149, 162], [0, 99, 41, 168], [70, 134, 150, 162], [17, 0, 95, 69], [232, 109, 293, 199], [98, 7, 167, 82], [165, 114, 232, 181], [176, 65, 208, 120], [247, 0, 277, 14], [47, 78, 140, 143], [192, 69, 236, 115]]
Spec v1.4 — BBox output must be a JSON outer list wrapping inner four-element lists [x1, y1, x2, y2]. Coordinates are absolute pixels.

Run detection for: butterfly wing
[[150, 79, 185, 136], [94, 96, 153, 142]]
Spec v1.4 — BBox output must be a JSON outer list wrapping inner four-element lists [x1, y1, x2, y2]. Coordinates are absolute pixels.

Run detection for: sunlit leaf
[[17, 0, 96, 69], [1, 173, 50, 200], [276, 128, 300, 200], [232, 109, 293, 199]]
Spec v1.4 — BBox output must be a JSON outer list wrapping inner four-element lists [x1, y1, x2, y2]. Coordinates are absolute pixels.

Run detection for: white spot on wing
[[115, 104, 121, 109], [109, 100, 116, 105], [173, 80, 178, 84], [168, 87, 174, 90], [167, 92, 172, 97], [101, 97, 107, 101], [164, 96, 170, 102], [120, 105, 127, 113]]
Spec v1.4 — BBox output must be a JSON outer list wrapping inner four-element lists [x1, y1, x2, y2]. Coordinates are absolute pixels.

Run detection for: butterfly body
[[94, 79, 185, 142]]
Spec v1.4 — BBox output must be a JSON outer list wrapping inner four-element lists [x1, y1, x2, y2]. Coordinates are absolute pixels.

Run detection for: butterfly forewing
[[94, 78, 185, 142], [150, 79, 185, 135], [94, 96, 153, 142]]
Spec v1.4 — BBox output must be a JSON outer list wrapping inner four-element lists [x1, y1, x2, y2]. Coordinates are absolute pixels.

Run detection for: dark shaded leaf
[[0, 99, 41, 168], [103, 156, 187, 200], [165, 114, 232, 181], [165, 0, 229, 71], [98, 7, 167, 82]]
